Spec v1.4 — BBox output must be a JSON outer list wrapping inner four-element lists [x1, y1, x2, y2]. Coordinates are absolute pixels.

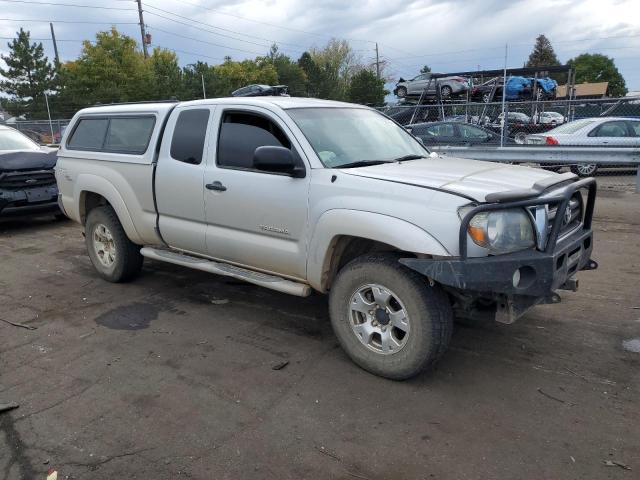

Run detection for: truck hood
[[0, 149, 58, 173], [338, 157, 560, 202]]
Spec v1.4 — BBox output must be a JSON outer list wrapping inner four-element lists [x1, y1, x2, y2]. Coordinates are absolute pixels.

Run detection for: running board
[[140, 247, 312, 297]]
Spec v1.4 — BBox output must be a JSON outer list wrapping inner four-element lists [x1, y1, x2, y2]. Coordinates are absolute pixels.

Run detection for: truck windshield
[[287, 107, 428, 168]]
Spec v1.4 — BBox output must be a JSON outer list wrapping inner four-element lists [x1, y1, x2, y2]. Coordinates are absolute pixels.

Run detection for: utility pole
[[375, 43, 380, 79], [49, 23, 60, 66], [136, 0, 149, 58], [201, 73, 206, 99], [500, 43, 508, 147]]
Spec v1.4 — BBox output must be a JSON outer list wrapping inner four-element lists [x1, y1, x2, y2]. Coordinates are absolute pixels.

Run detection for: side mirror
[[253, 146, 305, 178]]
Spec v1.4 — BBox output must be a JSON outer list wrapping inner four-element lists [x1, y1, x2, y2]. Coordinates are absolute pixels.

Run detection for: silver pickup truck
[[56, 97, 597, 379]]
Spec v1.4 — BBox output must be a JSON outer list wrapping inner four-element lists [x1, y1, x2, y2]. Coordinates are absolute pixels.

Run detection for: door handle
[[206, 181, 227, 192]]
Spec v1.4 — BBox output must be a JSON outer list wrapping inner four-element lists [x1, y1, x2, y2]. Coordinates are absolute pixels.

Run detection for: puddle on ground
[[95, 302, 160, 330], [622, 338, 640, 353]]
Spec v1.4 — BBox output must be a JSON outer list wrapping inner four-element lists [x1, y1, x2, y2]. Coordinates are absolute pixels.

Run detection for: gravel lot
[[1, 175, 639, 480]]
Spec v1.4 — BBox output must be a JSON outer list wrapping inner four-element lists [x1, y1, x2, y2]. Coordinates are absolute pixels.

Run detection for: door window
[[593, 121, 629, 137], [458, 124, 490, 140], [217, 111, 293, 170], [170, 109, 210, 164], [627, 120, 640, 136], [424, 123, 455, 137]]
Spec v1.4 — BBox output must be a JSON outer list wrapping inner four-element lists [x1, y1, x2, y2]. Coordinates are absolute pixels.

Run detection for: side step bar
[[140, 247, 312, 297]]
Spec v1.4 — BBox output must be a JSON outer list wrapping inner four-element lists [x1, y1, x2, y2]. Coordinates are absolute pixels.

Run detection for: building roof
[[556, 82, 609, 98]]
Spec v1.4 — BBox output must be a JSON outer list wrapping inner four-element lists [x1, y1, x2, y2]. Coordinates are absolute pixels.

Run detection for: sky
[[0, 0, 639, 95]]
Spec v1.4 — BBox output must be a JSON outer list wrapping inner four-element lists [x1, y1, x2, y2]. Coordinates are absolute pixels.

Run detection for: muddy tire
[[85, 206, 143, 282], [329, 254, 453, 380]]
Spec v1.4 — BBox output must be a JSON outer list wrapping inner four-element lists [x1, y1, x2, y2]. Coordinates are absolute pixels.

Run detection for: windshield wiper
[[393, 154, 427, 162], [337, 160, 393, 169]]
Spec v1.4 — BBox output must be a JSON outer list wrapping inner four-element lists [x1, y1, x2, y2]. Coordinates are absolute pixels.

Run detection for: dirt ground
[[1, 175, 639, 480]]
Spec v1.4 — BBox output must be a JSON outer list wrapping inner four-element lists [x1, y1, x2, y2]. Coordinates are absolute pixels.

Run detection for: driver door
[[203, 106, 310, 279]]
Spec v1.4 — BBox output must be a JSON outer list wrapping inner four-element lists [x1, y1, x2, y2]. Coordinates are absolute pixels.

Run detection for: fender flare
[[73, 174, 143, 244], [307, 209, 450, 291]]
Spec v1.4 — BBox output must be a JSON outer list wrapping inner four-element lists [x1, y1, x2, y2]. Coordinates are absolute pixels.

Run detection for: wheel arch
[[307, 210, 450, 292], [75, 174, 143, 244]]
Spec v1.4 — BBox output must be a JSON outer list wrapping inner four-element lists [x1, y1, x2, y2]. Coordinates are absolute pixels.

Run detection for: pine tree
[[526, 35, 561, 68], [0, 28, 55, 118]]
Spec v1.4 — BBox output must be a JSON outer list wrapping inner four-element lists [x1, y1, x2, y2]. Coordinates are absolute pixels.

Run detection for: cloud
[[1, 0, 639, 91]]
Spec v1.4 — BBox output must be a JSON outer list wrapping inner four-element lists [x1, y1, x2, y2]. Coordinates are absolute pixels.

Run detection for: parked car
[[394, 73, 469, 99], [534, 111, 565, 125], [470, 76, 557, 103], [0, 125, 60, 218], [407, 121, 515, 146], [525, 117, 640, 176], [487, 112, 557, 143], [231, 84, 289, 97], [57, 97, 597, 380]]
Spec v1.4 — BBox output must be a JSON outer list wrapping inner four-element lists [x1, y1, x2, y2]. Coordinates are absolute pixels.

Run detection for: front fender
[[73, 174, 143, 244], [307, 209, 450, 291]]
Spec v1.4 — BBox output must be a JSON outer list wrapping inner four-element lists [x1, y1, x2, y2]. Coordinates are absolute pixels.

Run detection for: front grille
[[0, 170, 56, 190], [547, 192, 583, 239]]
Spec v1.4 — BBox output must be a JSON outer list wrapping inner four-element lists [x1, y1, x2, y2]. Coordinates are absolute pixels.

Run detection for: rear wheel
[[482, 92, 491, 103], [85, 206, 143, 282], [571, 164, 598, 177], [329, 254, 453, 380], [514, 132, 527, 144]]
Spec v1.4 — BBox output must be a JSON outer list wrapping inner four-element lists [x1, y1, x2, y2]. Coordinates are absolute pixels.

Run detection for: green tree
[[181, 61, 215, 100], [0, 28, 55, 118], [308, 39, 359, 101], [348, 69, 387, 105], [150, 47, 182, 100], [526, 34, 561, 68], [208, 57, 278, 97], [263, 44, 307, 96], [298, 51, 322, 97], [58, 28, 153, 107], [420, 65, 431, 74], [567, 53, 627, 97]]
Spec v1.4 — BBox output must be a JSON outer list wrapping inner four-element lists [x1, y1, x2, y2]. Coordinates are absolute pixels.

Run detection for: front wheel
[[329, 254, 453, 380], [440, 85, 453, 98], [571, 164, 598, 177], [85, 206, 143, 282], [396, 86, 407, 98]]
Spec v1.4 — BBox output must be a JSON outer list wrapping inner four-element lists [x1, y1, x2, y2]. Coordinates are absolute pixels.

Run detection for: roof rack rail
[[93, 98, 180, 106]]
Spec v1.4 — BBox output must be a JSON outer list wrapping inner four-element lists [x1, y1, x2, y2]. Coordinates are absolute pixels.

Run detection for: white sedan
[[525, 117, 640, 176]]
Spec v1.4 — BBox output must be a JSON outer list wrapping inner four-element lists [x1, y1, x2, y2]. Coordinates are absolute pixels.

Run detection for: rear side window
[[629, 121, 640, 136], [67, 116, 155, 153], [170, 109, 210, 165], [104, 117, 155, 153], [217, 111, 292, 170], [594, 121, 629, 137], [68, 118, 109, 150]]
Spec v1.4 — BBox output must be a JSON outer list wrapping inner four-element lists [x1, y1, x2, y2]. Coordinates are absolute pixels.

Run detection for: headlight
[[459, 207, 535, 254]]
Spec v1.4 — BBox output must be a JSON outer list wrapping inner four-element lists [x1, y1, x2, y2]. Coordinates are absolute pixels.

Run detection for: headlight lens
[[460, 207, 535, 254]]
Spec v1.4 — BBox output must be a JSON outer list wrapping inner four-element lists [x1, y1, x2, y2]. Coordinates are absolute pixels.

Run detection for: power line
[[152, 44, 227, 63], [162, 0, 376, 45], [0, 17, 139, 25], [144, 4, 308, 51], [0, 0, 136, 10], [147, 25, 266, 56]]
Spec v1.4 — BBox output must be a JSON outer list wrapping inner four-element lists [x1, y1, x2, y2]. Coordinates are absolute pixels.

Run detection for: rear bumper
[[400, 228, 596, 297]]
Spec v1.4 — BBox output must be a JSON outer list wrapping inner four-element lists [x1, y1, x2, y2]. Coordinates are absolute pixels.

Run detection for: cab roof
[[75, 97, 365, 116]]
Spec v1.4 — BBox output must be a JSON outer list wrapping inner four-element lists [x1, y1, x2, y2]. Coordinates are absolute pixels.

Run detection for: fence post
[[636, 166, 640, 194]]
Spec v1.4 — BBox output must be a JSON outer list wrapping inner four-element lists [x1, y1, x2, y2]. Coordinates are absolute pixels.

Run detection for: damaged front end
[[400, 175, 598, 324]]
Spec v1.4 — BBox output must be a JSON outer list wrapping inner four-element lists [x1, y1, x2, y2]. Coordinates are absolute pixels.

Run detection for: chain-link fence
[[378, 97, 640, 181], [2, 119, 71, 145]]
